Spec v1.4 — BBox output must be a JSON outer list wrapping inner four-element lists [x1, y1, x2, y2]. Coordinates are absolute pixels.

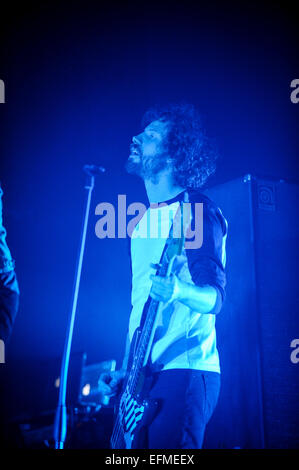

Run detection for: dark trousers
[[138, 369, 220, 449]]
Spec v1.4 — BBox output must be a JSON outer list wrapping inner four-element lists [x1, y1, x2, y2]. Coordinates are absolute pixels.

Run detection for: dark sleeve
[[186, 195, 227, 314], [0, 270, 20, 343]]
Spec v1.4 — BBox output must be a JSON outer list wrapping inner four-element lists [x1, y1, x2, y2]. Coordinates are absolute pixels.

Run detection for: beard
[[125, 150, 169, 182], [125, 155, 142, 177]]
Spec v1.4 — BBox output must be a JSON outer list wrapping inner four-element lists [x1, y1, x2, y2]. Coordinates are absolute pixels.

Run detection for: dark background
[[0, 0, 298, 444]]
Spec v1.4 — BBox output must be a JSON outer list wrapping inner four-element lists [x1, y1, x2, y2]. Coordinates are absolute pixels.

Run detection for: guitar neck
[[125, 257, 169, 394]]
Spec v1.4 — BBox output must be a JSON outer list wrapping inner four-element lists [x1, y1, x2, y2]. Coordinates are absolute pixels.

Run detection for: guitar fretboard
[[125, 241, 170, 395]]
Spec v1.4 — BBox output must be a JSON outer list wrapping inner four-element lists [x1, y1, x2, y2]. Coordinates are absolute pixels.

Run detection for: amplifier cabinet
[[203, 175, 299, 449]]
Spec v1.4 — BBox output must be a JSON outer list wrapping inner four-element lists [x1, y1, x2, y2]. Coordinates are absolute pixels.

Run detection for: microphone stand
[[53, 165, 104, 449]]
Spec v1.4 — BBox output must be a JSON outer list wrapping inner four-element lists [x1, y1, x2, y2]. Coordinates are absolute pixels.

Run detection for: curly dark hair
[[141, 102, 218, 189]]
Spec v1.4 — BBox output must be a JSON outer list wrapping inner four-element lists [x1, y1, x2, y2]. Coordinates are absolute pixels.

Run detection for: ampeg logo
[[0, 340, 4, 363], [290, 79, 299, 104], [290, 339, 299, 364], [0, 80, 4, 103], [257, 181, 276, 212]]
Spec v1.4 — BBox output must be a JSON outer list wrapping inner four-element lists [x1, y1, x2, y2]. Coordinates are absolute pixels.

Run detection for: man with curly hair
[[99, 103, 228, 449]]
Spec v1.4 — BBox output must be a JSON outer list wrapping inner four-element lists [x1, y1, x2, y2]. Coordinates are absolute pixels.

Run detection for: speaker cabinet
[[203, 175, 299, 449]]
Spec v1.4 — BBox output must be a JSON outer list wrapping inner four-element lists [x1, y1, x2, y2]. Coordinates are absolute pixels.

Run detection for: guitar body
[[111, 329, 159, 449]]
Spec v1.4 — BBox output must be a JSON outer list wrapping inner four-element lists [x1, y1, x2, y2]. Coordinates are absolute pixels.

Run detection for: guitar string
[[111, 238, 174, 447], [111, 208, 183, 448], [111, 296, 160, 447], [111, 203, 185, 447], [111, 224, 172, 447], [111, 263, 165, 447], [111, 272, 179, 446], [111, 238, 171, 447], [111, 239, 181, 446]]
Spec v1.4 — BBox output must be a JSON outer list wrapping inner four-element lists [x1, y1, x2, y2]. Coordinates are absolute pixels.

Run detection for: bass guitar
[[110, 202, 187, 449]]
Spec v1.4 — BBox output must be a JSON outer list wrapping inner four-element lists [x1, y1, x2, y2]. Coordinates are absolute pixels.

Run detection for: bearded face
[[126, 120, 171, 181]]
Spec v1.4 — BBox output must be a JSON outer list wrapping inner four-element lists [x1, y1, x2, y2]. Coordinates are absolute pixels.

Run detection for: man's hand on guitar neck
[[150, 272, 219, 314], [149, 273, 181, 304], [97, 369, 126, 405]]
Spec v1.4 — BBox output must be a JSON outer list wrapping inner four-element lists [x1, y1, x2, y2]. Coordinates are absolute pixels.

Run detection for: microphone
[[83, 164, 106, 175]]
